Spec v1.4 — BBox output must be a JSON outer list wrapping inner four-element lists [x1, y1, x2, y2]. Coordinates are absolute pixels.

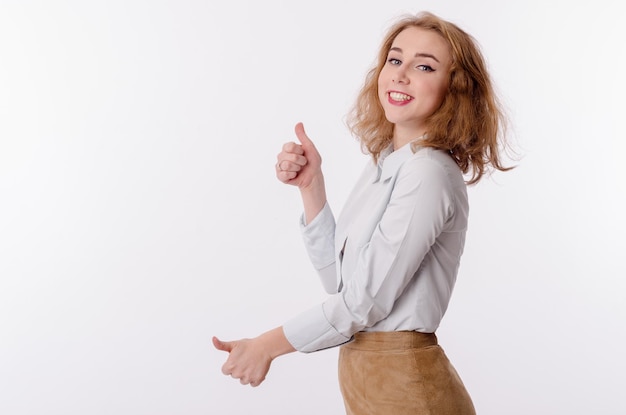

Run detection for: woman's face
[[378, 26, 452, 145]]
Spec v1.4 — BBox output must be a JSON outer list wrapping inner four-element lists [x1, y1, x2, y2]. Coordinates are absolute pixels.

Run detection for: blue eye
[[387, 58, 402, 65], [417, 65, 434, 72]]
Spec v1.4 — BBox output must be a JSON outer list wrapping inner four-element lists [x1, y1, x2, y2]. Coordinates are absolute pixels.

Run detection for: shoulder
[[399, 147, 464, 189], [397, 148, 468, 223]]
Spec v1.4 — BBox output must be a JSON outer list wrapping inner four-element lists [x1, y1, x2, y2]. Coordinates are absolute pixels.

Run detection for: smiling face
[[377, 26, 452, 149]]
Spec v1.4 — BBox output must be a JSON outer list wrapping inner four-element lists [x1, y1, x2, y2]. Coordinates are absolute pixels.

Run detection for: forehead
[[390, 26, 451, 62]]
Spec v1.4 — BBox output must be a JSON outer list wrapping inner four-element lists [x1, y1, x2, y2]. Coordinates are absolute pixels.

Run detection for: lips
[[387, 91, 413, 105]]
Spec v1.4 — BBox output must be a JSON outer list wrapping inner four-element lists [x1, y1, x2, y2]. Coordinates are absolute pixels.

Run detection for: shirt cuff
[[283, 303, 352, 353]]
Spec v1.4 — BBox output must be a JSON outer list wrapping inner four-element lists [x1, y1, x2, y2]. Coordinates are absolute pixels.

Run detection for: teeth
[[389, 92, 412, 101]]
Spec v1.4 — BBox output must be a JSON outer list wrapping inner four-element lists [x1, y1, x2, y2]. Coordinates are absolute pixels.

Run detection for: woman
[[213, 11, 510, 414]]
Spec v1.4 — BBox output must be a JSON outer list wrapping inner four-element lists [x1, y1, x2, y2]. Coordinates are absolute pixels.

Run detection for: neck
[[392, 126, 426, 150]]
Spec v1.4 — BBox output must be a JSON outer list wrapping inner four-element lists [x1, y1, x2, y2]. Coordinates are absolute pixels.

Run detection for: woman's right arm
[[276, 123, 338, 294], [276, 122, 326, 224]]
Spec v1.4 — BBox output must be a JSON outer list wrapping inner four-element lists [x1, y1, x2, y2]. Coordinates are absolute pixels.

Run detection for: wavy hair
[[347, 12, 511, 184]]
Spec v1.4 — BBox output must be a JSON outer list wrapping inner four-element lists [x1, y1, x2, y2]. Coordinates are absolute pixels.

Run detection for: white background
[[1, 0, 624, 414]]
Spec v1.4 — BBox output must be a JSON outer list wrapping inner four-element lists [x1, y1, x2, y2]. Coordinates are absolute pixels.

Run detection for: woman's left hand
[[212, 336, 273, 387], [213, 327, 295, 387]]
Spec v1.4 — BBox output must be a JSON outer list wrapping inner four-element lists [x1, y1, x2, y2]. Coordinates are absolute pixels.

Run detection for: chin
[[383, 114, 407, 125]]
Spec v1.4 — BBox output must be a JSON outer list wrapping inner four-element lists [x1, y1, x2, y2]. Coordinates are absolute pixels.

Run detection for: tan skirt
[[338, 331, 476, 415]]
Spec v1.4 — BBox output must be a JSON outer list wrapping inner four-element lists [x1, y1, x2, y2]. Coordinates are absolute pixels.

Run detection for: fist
[[213, 336, 272, 387], [276, 122, 322, 188]]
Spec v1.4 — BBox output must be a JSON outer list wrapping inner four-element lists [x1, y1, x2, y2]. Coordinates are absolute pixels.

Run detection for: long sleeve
[[282, 202, 350, 352], [299, 202, 338, 294]]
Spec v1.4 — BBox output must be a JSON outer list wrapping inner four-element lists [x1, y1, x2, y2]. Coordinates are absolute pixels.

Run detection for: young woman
[[213, 11, 510, 414]]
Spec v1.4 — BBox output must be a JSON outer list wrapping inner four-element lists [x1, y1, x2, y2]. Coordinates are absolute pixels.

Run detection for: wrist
[[299, 173, 325, 197], [258, 327, 296, 360], [299, 175, 327, 224]]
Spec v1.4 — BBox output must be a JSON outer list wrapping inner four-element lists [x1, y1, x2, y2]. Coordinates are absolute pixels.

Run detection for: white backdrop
[[1, 1, 624, 414]]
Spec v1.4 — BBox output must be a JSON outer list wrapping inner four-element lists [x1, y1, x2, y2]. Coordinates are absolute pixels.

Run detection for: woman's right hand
[[276, 122, 322, 189]]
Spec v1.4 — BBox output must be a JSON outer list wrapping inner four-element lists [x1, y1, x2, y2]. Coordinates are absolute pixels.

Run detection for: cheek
[[377, 73, 385, 91], [377, 76, 387, 101], [377, 66, 393, 89], [427, 79, 449, 104], [432, 86, 447, 105], [437, 75, 451, 97]]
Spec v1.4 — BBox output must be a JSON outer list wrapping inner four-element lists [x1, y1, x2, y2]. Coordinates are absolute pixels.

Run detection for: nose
[[392, 66, 409, 84]]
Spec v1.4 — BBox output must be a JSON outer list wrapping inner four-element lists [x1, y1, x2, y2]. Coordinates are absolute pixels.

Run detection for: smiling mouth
[[388, 92, 413, 102]]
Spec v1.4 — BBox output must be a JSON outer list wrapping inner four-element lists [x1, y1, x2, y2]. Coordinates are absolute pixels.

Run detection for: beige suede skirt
[[338, 331, 476, 415]]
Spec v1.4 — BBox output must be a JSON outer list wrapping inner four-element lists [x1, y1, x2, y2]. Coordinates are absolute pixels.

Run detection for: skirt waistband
[[344, 331, 438, 351]]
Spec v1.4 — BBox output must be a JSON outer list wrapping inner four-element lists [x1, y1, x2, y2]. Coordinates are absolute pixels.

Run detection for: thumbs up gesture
[[276, 122, 322, 189], [212, 336, 272, 387]]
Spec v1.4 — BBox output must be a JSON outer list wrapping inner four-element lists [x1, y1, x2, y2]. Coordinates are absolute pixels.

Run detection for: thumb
[[212, 336, 233, 353], [294, 122, 315, 148]]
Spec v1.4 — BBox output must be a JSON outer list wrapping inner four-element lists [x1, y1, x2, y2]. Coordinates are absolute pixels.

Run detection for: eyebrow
[[389, 47, 440, 63]]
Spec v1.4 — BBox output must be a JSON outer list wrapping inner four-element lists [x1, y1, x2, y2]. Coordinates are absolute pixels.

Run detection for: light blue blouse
[[283, 142, 469, 352]]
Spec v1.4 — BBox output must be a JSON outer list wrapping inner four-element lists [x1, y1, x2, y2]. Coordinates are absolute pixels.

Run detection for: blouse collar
[[375, 142, 417, 183]]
